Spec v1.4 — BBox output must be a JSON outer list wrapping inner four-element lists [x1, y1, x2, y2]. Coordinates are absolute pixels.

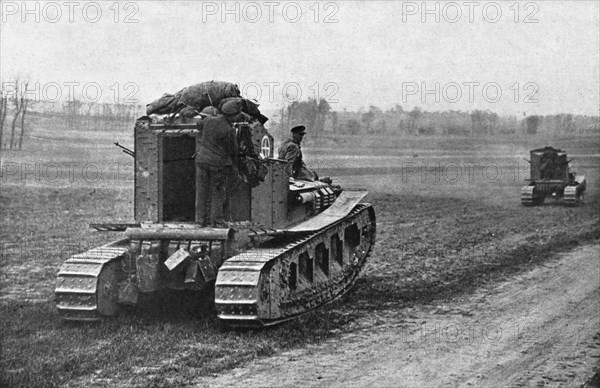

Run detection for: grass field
[[1, 125, 599, 387]]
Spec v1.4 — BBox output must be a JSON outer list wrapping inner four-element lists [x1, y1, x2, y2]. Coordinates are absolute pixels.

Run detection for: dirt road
[[198, 244, 600, 387]]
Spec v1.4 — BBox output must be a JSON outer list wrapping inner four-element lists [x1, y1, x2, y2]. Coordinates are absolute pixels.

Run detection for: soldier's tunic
[[278, 137, 317, 181], [195, 116, 238, 225]]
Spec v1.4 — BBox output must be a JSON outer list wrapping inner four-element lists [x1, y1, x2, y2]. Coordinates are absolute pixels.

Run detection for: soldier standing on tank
[[195, 100, 241, 226], [278, 125, 318, 181]]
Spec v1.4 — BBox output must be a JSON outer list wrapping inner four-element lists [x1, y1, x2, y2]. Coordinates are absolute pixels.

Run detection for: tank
[[54, 112, 376, 327], [521, 146, 586, 206]]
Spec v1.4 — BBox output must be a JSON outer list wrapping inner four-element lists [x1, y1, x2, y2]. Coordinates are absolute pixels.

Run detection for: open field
[[1, 125, 599, 387]]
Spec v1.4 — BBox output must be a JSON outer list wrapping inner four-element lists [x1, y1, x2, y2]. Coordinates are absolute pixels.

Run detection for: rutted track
[[199, 244, 600, 387]]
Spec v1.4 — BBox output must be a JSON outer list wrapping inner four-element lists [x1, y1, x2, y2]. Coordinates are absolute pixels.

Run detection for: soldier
[[195, 100, 241, 226], [540, 147, 558, 180], [199, 106, 219, 118], [278, 125, 318, 181]]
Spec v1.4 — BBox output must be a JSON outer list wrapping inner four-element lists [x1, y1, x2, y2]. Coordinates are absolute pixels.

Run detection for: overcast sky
[[1, 1, 598, 117]]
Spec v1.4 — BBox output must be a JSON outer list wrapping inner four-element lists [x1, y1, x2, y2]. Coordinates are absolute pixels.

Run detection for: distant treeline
[[272, 99, 599, 139], [2, 96, 598, 151], [32, 100, 145, 131], [0, 98, 145, 149]]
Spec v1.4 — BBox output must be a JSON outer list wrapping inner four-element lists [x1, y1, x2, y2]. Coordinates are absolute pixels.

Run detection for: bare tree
[[315, 99, 331, 136], [84, 101, 96, 131], [525, 115, 540, 135], [63, 99, 82, 131], [18, 94, 28, 150], [408, 107, 422, 135], [9, 80, 29, 150], [0, 92, 8, 151], [9, 80, 22, 149], [330, 111, 338, 133]]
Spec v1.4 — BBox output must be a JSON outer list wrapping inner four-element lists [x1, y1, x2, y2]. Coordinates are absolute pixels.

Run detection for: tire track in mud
[[196, 244, 600, 388]]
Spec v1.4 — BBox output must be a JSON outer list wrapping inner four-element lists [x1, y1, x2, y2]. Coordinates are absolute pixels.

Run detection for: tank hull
[[55, 204, 376, 326], [521, 175, 586, 207]]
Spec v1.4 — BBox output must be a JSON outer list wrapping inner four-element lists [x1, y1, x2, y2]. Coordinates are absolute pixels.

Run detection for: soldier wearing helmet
[[278, 125, 318, 181], [199, 106, 219, 117], [195, 100, 241, 226]]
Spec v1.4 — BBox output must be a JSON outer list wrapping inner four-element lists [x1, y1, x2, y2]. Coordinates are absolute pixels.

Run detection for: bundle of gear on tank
[[218, 97, 266, 123], [146, 80, 268, 124], [234, 112, 269, 187]]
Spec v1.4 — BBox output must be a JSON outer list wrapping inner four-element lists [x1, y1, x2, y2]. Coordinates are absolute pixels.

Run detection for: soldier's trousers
[[295, 165, 318, 182], [196, 163, 231, 226]]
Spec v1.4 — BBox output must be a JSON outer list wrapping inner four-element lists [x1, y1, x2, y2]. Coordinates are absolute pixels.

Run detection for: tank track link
[[215, 204, 376, 327], [521, 185, 544, 206], [564, 185, 583, 205], [564, 178, 586, 206], [55, 245, 128, 321]]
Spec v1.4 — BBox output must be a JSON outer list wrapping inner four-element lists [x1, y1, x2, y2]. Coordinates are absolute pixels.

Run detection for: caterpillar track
[[520, 186, 543, 207], [55, 244, 128, 321], [216, 204, 375, 327], [564, 178, 586, 206]]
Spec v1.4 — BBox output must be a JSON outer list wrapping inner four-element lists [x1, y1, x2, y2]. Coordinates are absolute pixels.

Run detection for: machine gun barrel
[[114, 142, 135, 157]]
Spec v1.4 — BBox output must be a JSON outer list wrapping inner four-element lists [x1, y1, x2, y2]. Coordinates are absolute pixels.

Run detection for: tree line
[[2, 90, 597, 152], [273, 99, 599, 138], [59, 100, 144, 131], [0, 95, 144, 151]]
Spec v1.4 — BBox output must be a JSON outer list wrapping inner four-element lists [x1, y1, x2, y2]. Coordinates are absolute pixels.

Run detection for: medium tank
[[55, 109, 376, 327], [521, 146, 586, 206]]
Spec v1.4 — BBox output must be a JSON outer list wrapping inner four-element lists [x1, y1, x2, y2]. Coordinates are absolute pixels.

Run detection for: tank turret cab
[[521, 146, 586, 206]]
